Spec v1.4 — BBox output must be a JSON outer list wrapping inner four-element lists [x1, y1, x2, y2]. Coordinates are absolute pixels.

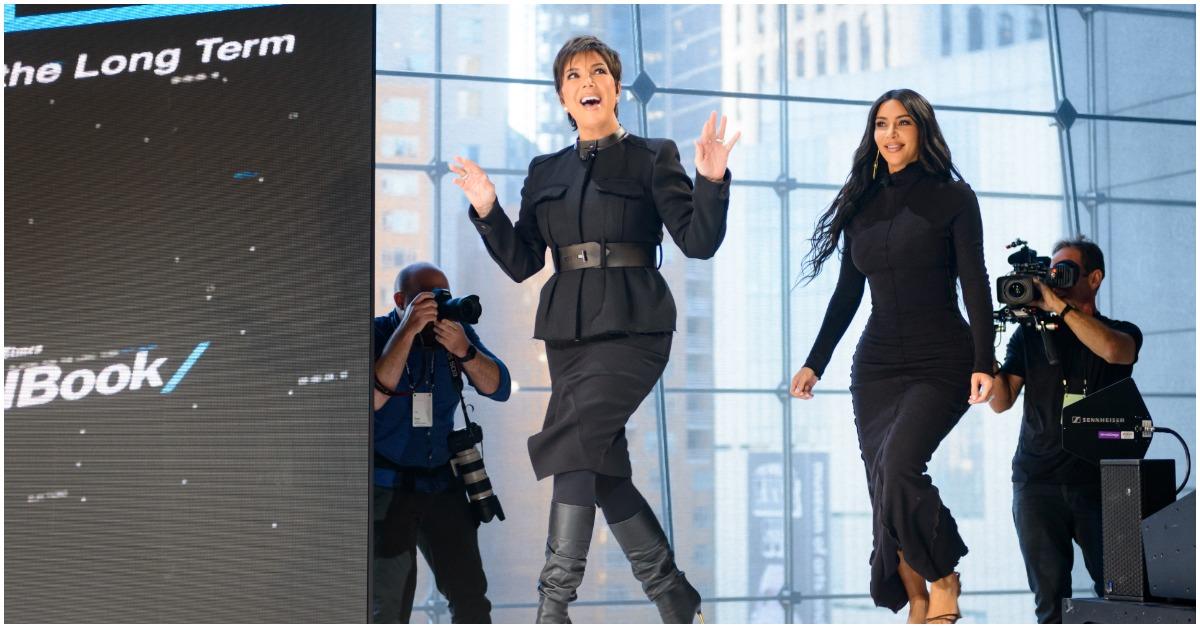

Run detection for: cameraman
[[989, 237, 1142, 623], [373, 262, 511, 623]]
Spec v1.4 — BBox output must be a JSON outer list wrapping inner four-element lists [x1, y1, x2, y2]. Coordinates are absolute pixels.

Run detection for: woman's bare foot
[[926, 572, 961, 624]]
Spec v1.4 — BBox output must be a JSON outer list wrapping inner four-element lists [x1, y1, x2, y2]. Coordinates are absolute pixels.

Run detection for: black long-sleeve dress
[[469, 132, 731, 480], [803, 164, 994, 612]]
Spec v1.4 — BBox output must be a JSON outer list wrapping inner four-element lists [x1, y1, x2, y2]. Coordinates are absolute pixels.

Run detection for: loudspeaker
[[1101, 459, 1176, 601], [1142, 490, 1195, 601]]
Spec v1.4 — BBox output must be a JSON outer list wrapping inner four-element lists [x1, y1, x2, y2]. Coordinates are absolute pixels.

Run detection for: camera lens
[[1006, 282, 1026, 299], [450, 435, 506, 523], [437, 293, 482, 325]]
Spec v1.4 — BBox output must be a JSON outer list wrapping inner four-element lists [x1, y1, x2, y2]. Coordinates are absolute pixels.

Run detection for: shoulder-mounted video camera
[[996, 239, 1080, 308], [993, 239, 1081, 365]]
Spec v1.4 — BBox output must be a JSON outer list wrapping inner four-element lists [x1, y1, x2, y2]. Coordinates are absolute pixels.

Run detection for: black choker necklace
[[577, 126, 628, 160]]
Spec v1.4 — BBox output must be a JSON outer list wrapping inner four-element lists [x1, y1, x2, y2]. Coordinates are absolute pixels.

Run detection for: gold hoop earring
[[872, 150, 880, 179]]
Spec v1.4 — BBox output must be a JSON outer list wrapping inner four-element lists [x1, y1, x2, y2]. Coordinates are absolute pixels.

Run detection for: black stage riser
[[1063, 598, 1196, 624], [1142, 491, 1196, 601]]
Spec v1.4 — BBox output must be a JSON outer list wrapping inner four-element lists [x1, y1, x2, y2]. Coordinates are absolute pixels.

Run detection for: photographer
[[989, 237, 1142, 623], [373, 262, 511, 623]]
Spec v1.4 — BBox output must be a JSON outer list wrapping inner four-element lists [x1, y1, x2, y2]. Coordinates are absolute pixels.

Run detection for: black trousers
[[1012, 482, 1104, 624], [373, 482, 491, 623]]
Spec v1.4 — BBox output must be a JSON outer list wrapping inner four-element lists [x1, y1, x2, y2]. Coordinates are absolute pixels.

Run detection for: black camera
[[993, 239, 1080, 365], [448, 422, 505, 523], [432, 288, 482, 324], [996, 239, 1080, 306]]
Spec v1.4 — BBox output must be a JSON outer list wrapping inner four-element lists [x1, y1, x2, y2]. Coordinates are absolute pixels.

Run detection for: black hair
[[800, 89, 962, 283], [553, 35, 622, 131], [1053, 236, 1105, 278]]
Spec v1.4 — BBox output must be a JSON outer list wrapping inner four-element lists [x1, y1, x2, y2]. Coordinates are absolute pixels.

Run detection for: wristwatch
[[459, 344, 478, 363], [1059, 304, 1075, 318]]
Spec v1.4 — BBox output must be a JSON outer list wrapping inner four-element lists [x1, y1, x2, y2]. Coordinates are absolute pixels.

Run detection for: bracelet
[[1059, 304, 1075, 318], [459, 344, 478, 363], [373, 376, 406, 397]]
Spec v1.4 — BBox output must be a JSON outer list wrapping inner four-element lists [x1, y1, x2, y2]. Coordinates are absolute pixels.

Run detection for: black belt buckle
[[560, 242, 603, 270]]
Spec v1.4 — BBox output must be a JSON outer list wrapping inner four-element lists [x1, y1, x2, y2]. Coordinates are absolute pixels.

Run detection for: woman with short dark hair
[[451, 35, 739, 623], [791, 89, 994, 624]]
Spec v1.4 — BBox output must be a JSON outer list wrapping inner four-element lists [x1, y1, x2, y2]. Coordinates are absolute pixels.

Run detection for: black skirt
[[528, 333, 672, 480], [851, 333, 972, 612]]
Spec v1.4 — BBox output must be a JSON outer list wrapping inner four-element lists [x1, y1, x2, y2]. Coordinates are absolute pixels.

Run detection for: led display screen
[[5, 5, 374, 621]]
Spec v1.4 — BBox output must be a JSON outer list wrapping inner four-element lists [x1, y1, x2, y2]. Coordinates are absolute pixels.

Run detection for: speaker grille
[[1103, 464, 1147, 599]]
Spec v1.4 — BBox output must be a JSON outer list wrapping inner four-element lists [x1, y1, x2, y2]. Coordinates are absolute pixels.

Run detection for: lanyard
[[1056, 329, 1093, 397], [403, 336, 436, 394]]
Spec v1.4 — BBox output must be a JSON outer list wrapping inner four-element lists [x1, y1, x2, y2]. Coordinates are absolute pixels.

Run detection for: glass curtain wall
[[374, 4, 1195, 623]]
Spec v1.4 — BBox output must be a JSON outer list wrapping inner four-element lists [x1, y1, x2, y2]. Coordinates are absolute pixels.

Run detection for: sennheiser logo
[[1070, 416, 1124, 424], [4, 342, 209, 409]]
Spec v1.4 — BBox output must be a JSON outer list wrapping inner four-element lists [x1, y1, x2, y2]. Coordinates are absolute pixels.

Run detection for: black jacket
[[468, 133, 731, 341]]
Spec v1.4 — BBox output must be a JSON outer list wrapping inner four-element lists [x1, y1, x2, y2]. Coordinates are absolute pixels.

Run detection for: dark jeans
[[373, 481, 491, 623], [1012, 482, 1104, 623]]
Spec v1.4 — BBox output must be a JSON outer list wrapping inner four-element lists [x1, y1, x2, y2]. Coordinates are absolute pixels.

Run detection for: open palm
[[694, 111, 741, 181], [449, 156, 497, 216]]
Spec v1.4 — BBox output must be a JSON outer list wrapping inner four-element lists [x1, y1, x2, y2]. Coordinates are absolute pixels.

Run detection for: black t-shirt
[[1000, 312, 1143, 485]]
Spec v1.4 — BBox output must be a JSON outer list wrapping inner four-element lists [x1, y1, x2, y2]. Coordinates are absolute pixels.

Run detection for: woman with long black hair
[[791, 89, 994, 624], [450, 35, 738, 623]]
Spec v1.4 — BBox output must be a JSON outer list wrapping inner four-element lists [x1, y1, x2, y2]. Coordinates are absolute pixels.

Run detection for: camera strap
[[446, 356, 478, 431]]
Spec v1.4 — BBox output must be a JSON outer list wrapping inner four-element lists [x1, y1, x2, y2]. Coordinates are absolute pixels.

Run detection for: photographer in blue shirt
[[373, 262, 511, 623]]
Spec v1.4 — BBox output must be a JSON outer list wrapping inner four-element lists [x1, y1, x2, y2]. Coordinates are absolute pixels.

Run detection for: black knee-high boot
[[535, 502, 596, 624], [609, 506, 702, 623]]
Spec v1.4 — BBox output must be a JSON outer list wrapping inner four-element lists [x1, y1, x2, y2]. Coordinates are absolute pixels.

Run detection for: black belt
[[555, 242, 658, 272], [374, 454, 450, 476], [375, 455, 457, 492]]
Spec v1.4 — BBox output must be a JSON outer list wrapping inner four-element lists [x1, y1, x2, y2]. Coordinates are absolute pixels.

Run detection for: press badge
[[412, 392, 434, 428], [1062, 392, 1085, 408]]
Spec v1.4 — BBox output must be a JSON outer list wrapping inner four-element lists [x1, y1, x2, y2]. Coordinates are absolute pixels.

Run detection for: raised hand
[[694, 111, 741, 182], [1030, 278, 1068, 316], [433, 320, 470, 359], [449, 156, 498, 217], [399, 292, 438, 340]]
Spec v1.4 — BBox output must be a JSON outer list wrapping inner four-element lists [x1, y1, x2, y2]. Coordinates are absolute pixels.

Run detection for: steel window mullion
[[630, 2, 677, 550], [408, 586, 1101, 612], [776, 4, 797, 624], [1089, 4, 1196, 19], [376, 69, 1195, 126], [510, 385, 1193, 399], [432, 6, 444, 269], [425, 8, 447, 622], [1048, 5, 1083, 237]]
